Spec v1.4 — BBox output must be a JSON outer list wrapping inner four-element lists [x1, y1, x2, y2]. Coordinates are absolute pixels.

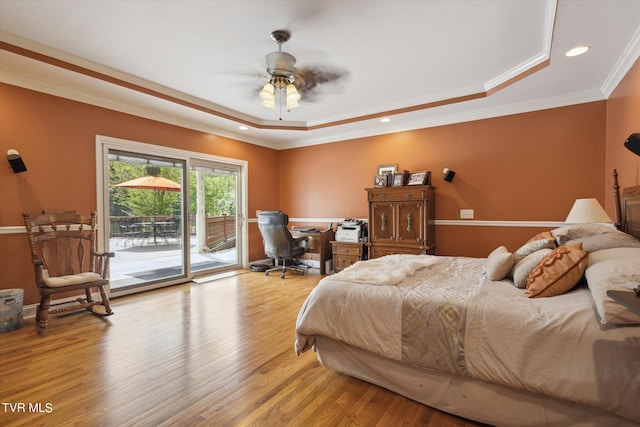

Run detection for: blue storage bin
[[0, 289, 24, 333]]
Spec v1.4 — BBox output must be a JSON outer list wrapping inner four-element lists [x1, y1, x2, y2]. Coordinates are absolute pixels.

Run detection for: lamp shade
[[565, 198, 612, 224], [260, 83, 275, 102], [624, 133, 640, 156], [286, 84, 300, 101]]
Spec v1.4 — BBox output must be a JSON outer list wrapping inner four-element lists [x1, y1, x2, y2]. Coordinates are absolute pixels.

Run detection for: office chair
[[257, 210, 308, 278]]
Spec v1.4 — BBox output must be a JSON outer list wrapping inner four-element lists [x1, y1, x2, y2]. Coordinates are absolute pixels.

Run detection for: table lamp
[[565, 198, 612, 223]]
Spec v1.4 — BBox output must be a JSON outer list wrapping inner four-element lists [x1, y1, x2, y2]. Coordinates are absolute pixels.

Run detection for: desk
[[331, 241, 367, 272], [291, 229, 335, 274]]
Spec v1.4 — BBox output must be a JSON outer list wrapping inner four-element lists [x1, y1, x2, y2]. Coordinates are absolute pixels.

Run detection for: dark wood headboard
[[622, 185, 640, 240], [614, 169, 640, 239]]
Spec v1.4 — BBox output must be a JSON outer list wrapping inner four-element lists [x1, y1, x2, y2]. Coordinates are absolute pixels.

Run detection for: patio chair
[[23, 210, 115, 333], [158, 219, 181, 244], [118, 223, 140, 247]]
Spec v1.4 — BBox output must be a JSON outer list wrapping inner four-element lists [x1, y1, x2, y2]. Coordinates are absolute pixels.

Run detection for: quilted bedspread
[[295, 254, 640, 423], [296, 255, 481, 374]]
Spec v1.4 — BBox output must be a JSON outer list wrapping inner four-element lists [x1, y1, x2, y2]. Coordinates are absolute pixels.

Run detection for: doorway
[[189, 162, 239, 276], [96, 136, 247, 296]]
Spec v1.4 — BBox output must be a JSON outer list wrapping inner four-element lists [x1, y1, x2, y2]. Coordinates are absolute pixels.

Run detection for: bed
[[295, 175, 640, 426]]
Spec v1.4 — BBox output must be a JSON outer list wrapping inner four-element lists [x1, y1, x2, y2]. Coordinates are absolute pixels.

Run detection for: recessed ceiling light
[[380, 117, 391, 123], [238, 125, 249, 130], [566, 46, 590, 57]]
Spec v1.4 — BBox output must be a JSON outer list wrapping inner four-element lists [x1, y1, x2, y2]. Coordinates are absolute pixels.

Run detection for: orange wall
[[279, 102, 607, 257], [0, 84, 278, 304], [605, 57, 640, 207], [1, 57, 639, 306]]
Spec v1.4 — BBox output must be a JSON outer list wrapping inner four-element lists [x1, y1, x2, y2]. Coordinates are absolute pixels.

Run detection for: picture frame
[[377, 164, 397, 176], [374, 174, 388, 188], [407, 171, 430, 186], [392, 171, 409, 186]]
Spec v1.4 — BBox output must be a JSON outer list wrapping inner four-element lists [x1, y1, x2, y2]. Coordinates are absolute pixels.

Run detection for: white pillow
[[511, 248, 553, 289], [585, 247, 640, 325], [552, 223, 617, 246], [564, 231, 640, 252], [484, 246, 514, 281], [513, 238, 555, 263]]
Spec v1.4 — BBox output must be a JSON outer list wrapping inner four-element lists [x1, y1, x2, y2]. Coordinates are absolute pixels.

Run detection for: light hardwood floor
[[0, 270, 485, 426]]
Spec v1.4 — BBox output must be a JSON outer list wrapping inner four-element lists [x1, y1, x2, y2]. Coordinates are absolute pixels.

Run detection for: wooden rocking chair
[[23, 211, 115, 334]]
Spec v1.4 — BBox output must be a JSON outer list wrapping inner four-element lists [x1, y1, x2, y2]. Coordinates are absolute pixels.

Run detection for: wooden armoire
[[366, 185, 435, 258]]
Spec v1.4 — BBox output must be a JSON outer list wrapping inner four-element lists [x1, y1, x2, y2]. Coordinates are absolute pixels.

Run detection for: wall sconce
[[7, 149, 27, 173], [565, 198, 612, 224], [624, 133, 640, 156], [443, 168, 456, 182]]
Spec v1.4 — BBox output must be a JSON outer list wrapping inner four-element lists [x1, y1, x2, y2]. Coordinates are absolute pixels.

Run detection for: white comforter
[[295, 255, 640, 423]]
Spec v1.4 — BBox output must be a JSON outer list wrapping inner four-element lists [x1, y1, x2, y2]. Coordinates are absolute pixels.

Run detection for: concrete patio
[[108, 236, 237, 289]]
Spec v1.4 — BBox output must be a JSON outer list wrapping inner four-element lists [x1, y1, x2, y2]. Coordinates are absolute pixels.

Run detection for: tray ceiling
[[1, 0, 639, 149]]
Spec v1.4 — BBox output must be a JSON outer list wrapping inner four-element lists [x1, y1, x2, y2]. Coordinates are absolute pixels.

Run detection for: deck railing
[[110, 214, 236, 250]]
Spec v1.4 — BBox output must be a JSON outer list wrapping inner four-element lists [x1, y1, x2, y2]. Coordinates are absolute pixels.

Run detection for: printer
[[335, 220, 367, 242]]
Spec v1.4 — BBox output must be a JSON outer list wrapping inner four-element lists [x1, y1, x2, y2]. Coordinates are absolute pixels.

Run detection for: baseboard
[[22, 303, 37, 319]]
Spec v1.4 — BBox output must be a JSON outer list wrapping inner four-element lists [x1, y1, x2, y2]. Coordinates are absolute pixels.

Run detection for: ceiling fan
[[258, 29, 348, 119]]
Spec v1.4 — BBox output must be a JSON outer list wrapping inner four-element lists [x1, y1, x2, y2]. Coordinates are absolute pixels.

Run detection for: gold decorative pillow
[[511, 248, 553, 289], [525, 243, 589, 298]]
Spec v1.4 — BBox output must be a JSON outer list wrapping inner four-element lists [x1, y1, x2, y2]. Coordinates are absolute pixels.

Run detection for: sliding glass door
[[107, 151, 187, 290], [96, 136, 247, 296], [189, 162, 239, 275]]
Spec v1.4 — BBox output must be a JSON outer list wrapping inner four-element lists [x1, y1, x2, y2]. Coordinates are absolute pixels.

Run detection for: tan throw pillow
[[525, 243, 589, 298], [485, 246, 515, 281]]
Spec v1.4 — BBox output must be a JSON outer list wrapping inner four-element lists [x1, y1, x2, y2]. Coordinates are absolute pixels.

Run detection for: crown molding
[[601, 24, 640, 97]]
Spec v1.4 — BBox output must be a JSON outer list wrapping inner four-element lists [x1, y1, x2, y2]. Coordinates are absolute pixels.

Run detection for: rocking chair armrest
[[92, 251, 114, 278]]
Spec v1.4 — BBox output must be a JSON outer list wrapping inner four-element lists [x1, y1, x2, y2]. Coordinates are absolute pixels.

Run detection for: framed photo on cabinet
[[377, 164, 397, 176], [392, 171, 409, 186], [374, 174, 388, 188], [407, 171, 430, 185]]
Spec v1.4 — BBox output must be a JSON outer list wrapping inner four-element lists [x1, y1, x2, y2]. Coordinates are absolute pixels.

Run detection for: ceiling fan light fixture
[[286, 82, 300, 110], [262, 99, 275, 108], [258, 28, 346, 116], [286, 83, 300, 102], [260, 83, 275, 102]]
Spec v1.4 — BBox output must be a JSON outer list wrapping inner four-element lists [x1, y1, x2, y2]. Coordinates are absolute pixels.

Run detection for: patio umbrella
[[115, 175, 181, 224]]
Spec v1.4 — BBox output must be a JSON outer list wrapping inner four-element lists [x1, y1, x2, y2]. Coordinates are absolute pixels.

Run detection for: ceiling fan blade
[[293, 65, 349, 98]]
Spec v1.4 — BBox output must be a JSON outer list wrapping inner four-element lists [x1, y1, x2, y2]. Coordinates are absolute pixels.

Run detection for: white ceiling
[[1, 0, 639, 150]]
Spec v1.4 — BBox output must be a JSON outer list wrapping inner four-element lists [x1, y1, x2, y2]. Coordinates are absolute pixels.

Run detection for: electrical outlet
[[460, 209, 474, 219], [256, 210, 262, 217]]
